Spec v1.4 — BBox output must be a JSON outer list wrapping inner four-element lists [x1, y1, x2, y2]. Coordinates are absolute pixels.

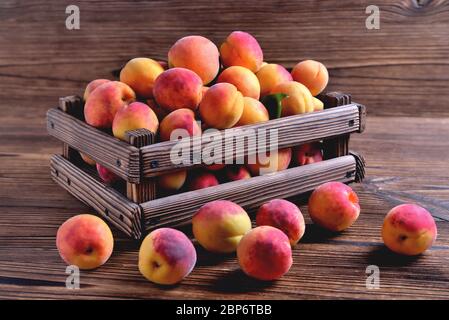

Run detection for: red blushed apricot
[[256, 199, 306, 246], [220, 31, 264, 72], [199, 83, 244, 129], [206, 164, 226, 171], [168, 35, 220, 85], [308, 182, 360, 232], [84, 81, 136, 129], [83, 79, 110, 101], [217, 66, 260, 99], [96, 163, 120, 184], [192, 200, 252, 253], [293, 142, 323, 166], [187, 170, 219, 191], [270, 81, 314, 116], [237, 226, 292, 281], [112, 102, 159, 141], [153, 68, 203, 112], [157, 170, 187, 193], [256, 64, 292, 97], [291, 60, 329, 96], [138, 228, 196, 285], [80, 152, 96, 166], [246, 148, 292, 176], [56, 214, 114, 270], [382, 204, 437, 256], [235, 97, 269, 126], [225, 165, 251, 182], [159, 108, 202, 142], [119, 58, 164, 98]]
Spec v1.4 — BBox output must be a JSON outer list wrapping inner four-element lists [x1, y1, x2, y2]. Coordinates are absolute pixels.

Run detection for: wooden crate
[[47, 92, 366, 239]]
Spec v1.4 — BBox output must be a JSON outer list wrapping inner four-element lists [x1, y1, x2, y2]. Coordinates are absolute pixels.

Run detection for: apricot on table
[[308, 181, 360, 232], [382, 204, 437, 256], [237, 226, 292, 281], [138, 228, 196, 285], [256, 199, 305, 246], [192, 200, 252, 253], [56, 214, 114, 270]]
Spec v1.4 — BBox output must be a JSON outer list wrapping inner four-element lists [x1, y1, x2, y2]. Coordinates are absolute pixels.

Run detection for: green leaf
[[260, 93, 288, 119]]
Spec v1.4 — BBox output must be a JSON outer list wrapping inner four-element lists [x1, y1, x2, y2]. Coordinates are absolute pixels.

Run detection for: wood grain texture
[[47, 108, 140, 182], [141, 103, 364, 177], [50, 155, 142, 239], [50, 152, 363, 239], [1, 0, 449, 300], [1, 0, 448, 117], [1, 116, 449, 299], [125, 129, 157, 203]]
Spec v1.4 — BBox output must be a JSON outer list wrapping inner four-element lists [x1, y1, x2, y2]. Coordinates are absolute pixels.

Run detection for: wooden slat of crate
[[47, 108, 141, 183], [50, 154, 142, 239], [140, 103, 365, 178], [140, 154, 361, 232]]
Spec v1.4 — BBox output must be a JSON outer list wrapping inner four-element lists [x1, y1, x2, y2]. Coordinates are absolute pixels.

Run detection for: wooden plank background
[[1, 0, 449, 299]]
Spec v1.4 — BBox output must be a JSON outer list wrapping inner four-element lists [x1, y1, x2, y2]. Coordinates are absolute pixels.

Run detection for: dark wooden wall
[[1, 0, 448, 118]]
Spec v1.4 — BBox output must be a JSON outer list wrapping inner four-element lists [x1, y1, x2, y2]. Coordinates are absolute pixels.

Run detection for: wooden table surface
[[1, 0, 449, 299]]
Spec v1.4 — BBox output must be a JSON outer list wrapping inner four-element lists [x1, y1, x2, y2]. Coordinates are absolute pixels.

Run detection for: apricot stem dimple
[[398, 234, 408, 242], [152, 260, 161, 269], [85, 246, 93, 254]]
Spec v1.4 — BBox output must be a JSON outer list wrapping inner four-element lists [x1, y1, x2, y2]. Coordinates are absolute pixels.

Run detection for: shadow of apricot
[[195, 245, 235, 267], [300, 223, 342, 243], [211, 268, 275, 293], [151, 282, 182, 290], [113, 238, 140, 251], [366, 245, 421, 267]]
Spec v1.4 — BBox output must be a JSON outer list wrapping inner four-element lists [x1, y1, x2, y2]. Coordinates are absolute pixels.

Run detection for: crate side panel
[[140, 104, 362, 177], [47, 108, 140, 182], [141, 155, 359, 231], [50, 155, 142, 239]]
